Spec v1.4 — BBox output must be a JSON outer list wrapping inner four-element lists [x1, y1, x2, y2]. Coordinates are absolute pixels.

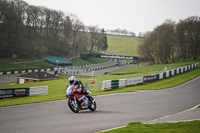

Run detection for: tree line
[[106, 28, 136, 37], [138, 16, 200, 64], [0, 0, 108, 58]]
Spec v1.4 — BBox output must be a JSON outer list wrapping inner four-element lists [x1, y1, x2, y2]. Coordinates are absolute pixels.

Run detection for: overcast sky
[[23, 0, 200, 35]]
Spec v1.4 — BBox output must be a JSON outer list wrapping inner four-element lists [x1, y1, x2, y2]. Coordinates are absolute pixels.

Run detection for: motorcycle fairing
[[76, 94, 89, 109], [66, 88, 72, 96]]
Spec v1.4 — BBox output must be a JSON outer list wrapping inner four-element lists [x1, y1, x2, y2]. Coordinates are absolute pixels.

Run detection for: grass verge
[[101, 121, 200, 133]]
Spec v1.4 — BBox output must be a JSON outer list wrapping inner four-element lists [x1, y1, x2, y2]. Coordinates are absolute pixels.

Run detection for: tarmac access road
[[0, 77, 199, 133], [83, 63, 137, 76], [0, 76, 16, 83]]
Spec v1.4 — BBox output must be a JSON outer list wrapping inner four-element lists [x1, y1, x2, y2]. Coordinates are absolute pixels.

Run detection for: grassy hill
[[0, 35, 141, 72], [107, 35, 142, 56], [0, 57, 108, 72]]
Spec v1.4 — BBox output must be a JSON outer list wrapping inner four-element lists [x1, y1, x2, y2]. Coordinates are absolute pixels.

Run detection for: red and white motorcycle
[[66, 85, 97, 113]]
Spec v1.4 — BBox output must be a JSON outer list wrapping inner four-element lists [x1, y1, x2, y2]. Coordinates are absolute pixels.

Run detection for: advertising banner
[[144, 76, 155, 82], [80, 54, 141, 60], [13, 88, 29, 97], [126, 77, 143, 86], [90, 80, 95, 84], [0, 88, 29, 99], [0, 89, 13, 99]]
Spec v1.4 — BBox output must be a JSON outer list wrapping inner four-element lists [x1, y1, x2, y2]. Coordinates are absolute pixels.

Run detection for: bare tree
[[71, 17, 84, 57], [88, 26, 99, 53], [138, 17, 200, 64]]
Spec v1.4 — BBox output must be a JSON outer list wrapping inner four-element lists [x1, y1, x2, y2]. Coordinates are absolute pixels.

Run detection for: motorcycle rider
[[68, 76, 92, 103]]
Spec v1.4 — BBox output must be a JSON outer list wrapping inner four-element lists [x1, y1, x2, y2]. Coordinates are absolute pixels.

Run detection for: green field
[[107, 35, 141, 56], [102, 121, 200, 133], [72, 57, 109, 66]]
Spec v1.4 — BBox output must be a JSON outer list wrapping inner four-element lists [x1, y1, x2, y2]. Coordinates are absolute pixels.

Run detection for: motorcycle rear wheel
[[68, 97, 80, 113]]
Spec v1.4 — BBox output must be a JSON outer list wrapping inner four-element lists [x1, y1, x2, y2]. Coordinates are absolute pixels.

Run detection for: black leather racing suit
[[72, 80, 92, 102], [72, 80, 89, 95]]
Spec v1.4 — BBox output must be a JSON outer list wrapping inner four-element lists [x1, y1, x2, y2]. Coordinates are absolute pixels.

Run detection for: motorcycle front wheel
[[68, 97, 80, 113], [88, 97, 97, 111]]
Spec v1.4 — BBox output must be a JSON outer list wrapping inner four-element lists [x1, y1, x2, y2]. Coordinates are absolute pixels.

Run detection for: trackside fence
[[102, 63, 198, 91]]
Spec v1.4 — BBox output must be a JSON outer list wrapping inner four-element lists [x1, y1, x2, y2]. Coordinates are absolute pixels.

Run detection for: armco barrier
[[60, 59, 117, 75], [157, 63, 198, 80], [0, 68, 54, 75], [102, 77, 143, 91], [102, 63, 198, 91]]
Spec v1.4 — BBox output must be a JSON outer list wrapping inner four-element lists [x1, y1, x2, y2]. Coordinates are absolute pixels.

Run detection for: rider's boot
[[87, 90, 93, 104], [86, 95, 92, 104]]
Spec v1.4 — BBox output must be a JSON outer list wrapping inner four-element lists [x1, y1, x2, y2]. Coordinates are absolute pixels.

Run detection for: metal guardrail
[[102, 63, 199, 91], [0, 68, 54, 75], [59, 59, 117, 75]]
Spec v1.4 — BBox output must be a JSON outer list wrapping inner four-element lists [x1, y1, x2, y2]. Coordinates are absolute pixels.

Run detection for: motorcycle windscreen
[[66, 85, 75, 96], [66, 89, 72, 96]]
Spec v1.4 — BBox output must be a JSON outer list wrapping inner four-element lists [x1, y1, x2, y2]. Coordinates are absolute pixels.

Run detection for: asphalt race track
[[0, 77, 200, 133]]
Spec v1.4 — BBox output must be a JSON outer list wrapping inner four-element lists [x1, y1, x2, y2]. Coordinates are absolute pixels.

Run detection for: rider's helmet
[[69, 76, 76, 85]]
